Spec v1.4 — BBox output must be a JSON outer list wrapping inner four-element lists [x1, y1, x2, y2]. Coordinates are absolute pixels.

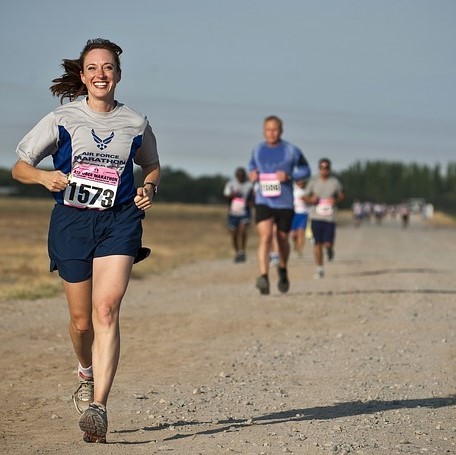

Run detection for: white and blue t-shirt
[[16, 98, 159, 206]]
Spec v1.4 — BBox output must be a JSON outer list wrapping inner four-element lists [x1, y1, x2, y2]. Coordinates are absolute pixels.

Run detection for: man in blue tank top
[[248, 115, 311, 295]]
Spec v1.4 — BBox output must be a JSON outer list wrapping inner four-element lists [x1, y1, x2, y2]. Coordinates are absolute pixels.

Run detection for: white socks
[[78, 363, 93, 379]]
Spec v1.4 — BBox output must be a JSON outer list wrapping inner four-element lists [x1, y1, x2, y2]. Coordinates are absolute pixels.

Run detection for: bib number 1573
[[65, 183, 115, 209], [64, 164, 119, 210]]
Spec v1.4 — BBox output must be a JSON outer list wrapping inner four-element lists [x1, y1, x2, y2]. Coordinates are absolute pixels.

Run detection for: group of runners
[[224, 115, 345, 292], [11, 38, 344, 444]]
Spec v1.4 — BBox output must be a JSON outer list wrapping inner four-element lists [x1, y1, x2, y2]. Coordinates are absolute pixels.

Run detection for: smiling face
[[80, 48, 121, 105]]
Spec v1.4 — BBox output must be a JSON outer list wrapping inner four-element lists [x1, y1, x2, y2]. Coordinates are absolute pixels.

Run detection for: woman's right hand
[[40, 170, 70, 192], [12, 160, 69, 191]]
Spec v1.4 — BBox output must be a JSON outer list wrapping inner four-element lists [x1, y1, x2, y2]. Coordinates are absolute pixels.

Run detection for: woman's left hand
[[134, 186, 153, 210]]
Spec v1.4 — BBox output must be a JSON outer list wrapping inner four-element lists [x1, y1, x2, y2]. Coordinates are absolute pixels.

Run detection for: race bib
[[259, 173, 281, 197], [64, 164, 119, 210], [230, 197, 247, 216], [316, 198, 334, 217]]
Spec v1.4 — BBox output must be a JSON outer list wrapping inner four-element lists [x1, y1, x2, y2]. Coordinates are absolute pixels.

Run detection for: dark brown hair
[[50, 39, 123, 103], [319, 158, 331, 169]]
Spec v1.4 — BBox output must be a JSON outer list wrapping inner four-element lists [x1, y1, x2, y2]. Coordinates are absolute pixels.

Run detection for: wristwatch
[[143, 181, 158, 195]]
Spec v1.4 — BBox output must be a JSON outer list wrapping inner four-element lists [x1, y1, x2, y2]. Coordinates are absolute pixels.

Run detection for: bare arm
[[11, 159, 69, 192], [248, 169, 259, 182], [336, 190, 345, 205], [302, 193, 319, 205], [134, 162, 161, 211]]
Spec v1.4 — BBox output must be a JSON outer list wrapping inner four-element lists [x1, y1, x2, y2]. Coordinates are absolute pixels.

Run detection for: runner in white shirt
[[223, 167, 254, 262], [290, 180, 309, 257], [12, 39, 160, 444]]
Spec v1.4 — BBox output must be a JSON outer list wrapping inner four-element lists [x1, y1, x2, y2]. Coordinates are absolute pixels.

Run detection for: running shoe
[[73, 373, 94, 414], [277, 267, 290, 293], [256, 275, 270, 295], [234, 250, 246, 263], [269, 252, 280, 267], [327, 246, 334, 261], [314, 268, 324, 279], [79, 403, 108, 443]]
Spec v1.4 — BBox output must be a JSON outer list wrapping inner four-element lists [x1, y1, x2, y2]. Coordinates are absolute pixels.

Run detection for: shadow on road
[[112, 395, 456, 443]]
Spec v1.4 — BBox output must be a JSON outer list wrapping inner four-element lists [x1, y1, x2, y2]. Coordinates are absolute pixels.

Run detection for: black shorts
[[48, 202, 145, 283], [254, 204, 294, 233]]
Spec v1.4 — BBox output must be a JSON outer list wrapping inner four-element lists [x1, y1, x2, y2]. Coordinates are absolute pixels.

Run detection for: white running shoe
[[269, 252, 280, 267], [313, 269, 324, 279], [73, 372, 94, 414]]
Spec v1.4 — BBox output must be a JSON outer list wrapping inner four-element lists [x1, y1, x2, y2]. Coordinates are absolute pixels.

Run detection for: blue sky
[[1, 0, 455, 177]]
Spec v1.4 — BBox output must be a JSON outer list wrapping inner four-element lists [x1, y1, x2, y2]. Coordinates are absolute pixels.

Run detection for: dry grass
[[426, 210, 456, 227], [0, 198, 233, 301], [0, 198, 61, 301]]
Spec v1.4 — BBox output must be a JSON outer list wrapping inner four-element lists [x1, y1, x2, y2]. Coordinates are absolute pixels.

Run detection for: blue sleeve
[[291, 149, 311, 181], [247, 146, 258, 172]]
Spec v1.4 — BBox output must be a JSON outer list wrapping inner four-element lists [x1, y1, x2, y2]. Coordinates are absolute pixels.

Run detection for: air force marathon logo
[[91, 129, 115, 150]]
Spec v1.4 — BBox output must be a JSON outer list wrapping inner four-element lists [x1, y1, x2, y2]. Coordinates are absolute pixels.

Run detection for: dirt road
[[1, 214, 455, 454]]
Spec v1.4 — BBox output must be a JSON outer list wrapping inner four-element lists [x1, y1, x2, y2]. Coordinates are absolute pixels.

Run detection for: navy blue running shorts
[[48, 202, 145, 283], [311, 219, 336, 244], [254, 204, 294, 233]]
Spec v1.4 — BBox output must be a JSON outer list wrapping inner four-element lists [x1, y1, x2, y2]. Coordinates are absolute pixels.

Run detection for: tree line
[[338, 161, 456, 214], [0, 165, 228, 204], [1, 161, 455, 214]]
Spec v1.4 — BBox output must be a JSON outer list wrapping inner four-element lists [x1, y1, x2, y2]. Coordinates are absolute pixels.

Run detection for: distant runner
[[290, 180, 309, 257], [303, 158, 344, 279], [223, 167, 254, 262], [248, 115, 311, 294]]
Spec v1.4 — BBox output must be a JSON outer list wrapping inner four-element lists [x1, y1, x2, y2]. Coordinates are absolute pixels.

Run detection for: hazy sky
[[1, 0, 455, 177]]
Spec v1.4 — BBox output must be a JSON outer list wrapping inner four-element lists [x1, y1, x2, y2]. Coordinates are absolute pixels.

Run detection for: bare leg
[[270, 224, 279, 258], [239, 223, 249, 251], [295, 228, 305, 255], [64, 279, 94, 369], [276, 229, 290, 268], [231, 228, 239, 253], [256, 218, 273, 275], [314, 243, 324, 267], [91, 255, 134, 406]]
